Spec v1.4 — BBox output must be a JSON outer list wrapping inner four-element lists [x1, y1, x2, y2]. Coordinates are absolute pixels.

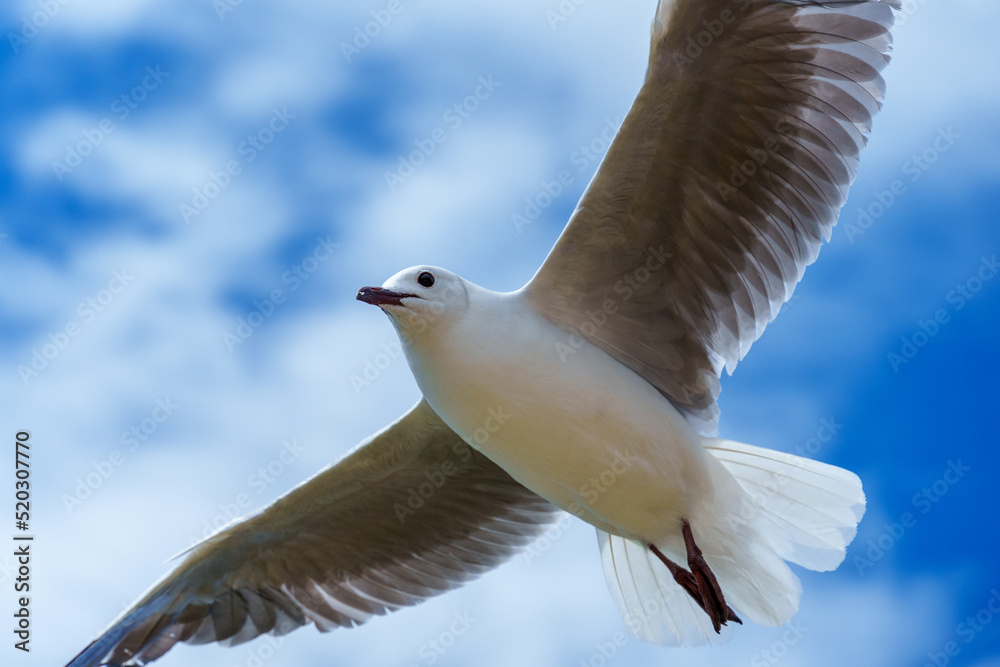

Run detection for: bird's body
[[366, 269, 835, 640], [395, 281, 712, 543]]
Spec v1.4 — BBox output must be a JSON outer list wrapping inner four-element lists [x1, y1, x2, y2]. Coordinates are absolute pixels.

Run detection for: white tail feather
[[705, 438, 866, 572], [598, 439, 865, 645], [598, 531, 730, 646]]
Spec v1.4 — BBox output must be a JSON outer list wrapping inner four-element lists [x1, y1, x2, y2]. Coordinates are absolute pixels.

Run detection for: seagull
[[67, 0, 898, 664]]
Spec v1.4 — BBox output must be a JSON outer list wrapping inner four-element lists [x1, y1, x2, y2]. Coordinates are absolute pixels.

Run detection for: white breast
[[404, 289, 714, 544]]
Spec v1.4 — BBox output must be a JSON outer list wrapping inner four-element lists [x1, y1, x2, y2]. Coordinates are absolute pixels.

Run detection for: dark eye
[[417, 271, 435, 288]]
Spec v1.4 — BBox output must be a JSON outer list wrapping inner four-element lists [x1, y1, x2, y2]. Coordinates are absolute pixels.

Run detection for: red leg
[[647, 524, 741, 634], [681, 520, 740, 632]]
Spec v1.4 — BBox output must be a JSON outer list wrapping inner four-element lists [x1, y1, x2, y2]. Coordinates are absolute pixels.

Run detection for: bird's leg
[[648, 524, 741, 634], [648, 543, 705, 607], [681, 520, 740, 632]]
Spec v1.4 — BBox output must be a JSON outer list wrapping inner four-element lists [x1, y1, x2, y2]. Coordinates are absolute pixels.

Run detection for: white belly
[[406, 297, 714, 543]]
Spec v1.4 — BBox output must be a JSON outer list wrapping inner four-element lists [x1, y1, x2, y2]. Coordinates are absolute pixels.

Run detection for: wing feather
[[527, 0, 898, 432], [66, 400, 559, 666]]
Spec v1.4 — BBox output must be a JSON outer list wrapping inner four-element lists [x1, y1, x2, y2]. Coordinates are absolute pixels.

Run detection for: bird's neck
[[401, 289, 544, 435]]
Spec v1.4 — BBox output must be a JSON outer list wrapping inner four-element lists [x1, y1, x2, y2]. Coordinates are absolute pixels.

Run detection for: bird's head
[[357, 266, 470, 342]]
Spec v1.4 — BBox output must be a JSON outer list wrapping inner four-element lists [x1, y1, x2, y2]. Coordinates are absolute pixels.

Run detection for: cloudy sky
[[1, 0, 998, 665]]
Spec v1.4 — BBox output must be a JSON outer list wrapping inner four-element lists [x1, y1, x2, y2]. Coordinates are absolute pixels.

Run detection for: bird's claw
[[648, 521, 741, 634]]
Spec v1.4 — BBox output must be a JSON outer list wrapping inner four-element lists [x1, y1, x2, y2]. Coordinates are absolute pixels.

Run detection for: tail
[[598, 438, 865, 646]]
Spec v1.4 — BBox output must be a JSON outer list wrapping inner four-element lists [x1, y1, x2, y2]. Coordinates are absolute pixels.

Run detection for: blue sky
[[1, 1, 998, 666]]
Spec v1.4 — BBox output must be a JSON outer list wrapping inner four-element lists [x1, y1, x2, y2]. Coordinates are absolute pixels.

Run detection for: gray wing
[[67, 400, 559, 667], [525, 0, 898, 433]]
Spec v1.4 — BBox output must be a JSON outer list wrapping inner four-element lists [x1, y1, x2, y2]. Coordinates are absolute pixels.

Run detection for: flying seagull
[[67, 0, 898, 663]]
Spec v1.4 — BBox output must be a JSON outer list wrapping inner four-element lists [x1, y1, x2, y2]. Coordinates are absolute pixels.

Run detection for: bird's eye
[[417, 271, 435, 288]]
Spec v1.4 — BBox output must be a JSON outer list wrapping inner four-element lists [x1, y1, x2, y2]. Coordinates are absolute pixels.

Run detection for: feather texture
[[67, 400, 559, 667], [527, 0, 899, 433], [598, 435, 864, 645]]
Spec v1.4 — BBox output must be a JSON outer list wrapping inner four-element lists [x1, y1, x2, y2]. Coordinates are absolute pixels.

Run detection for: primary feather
[[67, 401, 559, 667], [527, 0, 899, 433]]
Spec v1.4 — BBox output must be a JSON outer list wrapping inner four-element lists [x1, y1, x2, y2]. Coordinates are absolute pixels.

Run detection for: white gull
[[67, 0, 898, 663]]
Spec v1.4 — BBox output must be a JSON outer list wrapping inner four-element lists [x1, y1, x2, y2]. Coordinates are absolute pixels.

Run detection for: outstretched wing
[[526, 0, 898, 432], [67, 400, 559, 667]]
